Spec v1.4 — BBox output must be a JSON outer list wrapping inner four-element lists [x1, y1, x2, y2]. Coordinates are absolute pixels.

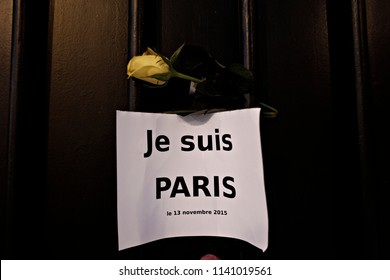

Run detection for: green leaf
[[195, 80, 227, 97], [224, 63, 253, 95], [170, 43, 185, 64]]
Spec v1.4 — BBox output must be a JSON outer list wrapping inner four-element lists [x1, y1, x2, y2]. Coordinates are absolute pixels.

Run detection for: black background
[[1, 0, 389, 259]]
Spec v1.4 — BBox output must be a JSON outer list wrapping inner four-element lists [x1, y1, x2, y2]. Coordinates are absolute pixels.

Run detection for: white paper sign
[[117, 108, 268, 251]]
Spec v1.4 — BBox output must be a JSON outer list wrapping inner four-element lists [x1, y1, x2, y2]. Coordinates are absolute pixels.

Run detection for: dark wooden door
[[1, 0, 389, 259]]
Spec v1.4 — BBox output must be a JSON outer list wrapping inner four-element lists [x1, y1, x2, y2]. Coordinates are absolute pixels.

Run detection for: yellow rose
[[127, 48, 171, 85], [127, 45, 203, 86]]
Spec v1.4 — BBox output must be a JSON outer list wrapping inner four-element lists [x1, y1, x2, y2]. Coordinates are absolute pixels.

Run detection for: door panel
[[0, 0, 13, 259]]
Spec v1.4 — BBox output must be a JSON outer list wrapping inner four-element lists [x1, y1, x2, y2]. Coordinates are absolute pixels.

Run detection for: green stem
[[172, 70, 203, 83], [259, 102, 278, 118], [163, 109, 199, 115]]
